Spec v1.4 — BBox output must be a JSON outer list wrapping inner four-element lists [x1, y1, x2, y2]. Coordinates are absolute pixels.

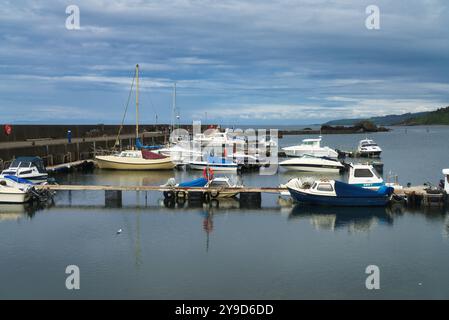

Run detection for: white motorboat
[[282, 137, 338, 158], [1, 156, 48, 184], [279, 155, 344, 173], [357, 139, 382, 157], [0, 176, 33, 203], [193, 129, 246, 148], [442, 169, 449, 193], [155, 143, 203, 165], [188, 156, 238, 172], [171, 176, 243, 198]]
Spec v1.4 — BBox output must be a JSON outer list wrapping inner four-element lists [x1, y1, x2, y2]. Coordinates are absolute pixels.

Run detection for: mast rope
[[114, 69, 136, 148]]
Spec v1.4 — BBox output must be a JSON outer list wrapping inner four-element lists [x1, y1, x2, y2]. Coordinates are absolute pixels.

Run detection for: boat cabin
[[2, 157, 47, 175], [307, 180, 337, 196], [348, 164, 384, 189], [359, 139, 378, 148], [301, 138, 322, 148]]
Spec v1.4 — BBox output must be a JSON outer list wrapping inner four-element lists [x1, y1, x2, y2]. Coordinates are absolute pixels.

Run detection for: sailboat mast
[[136, 64, 139, 140], [171, 82, 176, 133]]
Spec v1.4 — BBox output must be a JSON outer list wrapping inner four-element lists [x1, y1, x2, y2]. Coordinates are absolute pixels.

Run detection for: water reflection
[[289, 205, 394, 232], [0, 202, 48, 221]]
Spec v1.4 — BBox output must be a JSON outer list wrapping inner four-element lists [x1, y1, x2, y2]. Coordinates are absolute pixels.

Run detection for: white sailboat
[[96, 64, 175, 170]]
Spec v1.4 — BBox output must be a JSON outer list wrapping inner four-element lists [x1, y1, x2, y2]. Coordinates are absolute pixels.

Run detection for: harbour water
[[1, 126, 449, 299]]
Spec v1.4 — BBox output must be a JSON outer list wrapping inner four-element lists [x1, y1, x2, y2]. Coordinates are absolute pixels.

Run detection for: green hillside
[[399, 106, 449, 125], [324, 111, 428, 126]]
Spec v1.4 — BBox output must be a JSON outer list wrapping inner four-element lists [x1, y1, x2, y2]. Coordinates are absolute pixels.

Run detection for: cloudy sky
[[1, 0, 449, 125]]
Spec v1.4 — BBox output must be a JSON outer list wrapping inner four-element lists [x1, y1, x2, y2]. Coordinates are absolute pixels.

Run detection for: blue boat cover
[[4, 175, 34, 185], [178, 177, 208, 187], [135, 138, 164, 150], [334, 181, 393, 197]]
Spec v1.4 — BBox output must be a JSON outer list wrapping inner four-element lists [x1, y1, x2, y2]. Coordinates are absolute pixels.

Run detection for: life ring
[[176, 190, 186, 199], [4, 124, 12, 135]]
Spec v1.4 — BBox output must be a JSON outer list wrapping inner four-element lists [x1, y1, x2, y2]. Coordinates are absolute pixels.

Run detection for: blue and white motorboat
[[286, 178, 394, 207], [0, 176, 34, 203], [188, 156, 238, 172], [1, 157, 48, 184]]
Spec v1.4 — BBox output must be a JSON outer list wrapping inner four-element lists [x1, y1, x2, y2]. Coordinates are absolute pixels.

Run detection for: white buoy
[[117, 228, 122, 234]]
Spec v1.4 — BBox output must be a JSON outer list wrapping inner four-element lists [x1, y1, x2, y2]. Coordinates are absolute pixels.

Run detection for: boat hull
[[95, 156, 175, 170], [283, 149, 338, 159], [188, 163, 238, 172], [288, 187, 390, 207], [0, 191, 31, 204], [280, 164, 342, 173]]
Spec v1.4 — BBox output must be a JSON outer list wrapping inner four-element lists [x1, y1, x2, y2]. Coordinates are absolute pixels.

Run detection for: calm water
[[1, 126, 449, 299]]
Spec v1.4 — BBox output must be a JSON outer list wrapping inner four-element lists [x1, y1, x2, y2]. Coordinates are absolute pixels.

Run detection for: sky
[[1, 0, 449, 125]]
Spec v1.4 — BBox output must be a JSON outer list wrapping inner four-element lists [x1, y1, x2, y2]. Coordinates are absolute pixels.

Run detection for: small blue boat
[[286, 178, 394, 207]]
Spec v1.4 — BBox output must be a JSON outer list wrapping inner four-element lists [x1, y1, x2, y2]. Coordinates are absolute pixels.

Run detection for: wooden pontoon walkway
[[35, 184, 444, 197], [36, 184, 287, 194]]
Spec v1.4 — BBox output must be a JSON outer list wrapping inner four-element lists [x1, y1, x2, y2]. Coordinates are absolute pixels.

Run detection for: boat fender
[[202, 167, 214, 180], [390, 194, 406, 204], [210, 190, 220, 198], [3, 124, 12, 135], [163, 190, 175, 199], [204, 192, 211, 203]]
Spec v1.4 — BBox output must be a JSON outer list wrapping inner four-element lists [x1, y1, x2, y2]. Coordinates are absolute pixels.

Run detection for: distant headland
[[323, 106, 449, 126]]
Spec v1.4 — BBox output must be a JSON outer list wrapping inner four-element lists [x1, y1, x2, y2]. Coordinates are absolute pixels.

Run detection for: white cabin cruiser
[[155, 143, 203, 165], [279, 155, 344, 173], [357, 139, 382, 157], [1, 157, 48, 184], [282, 137, 338, 159], [188, 156, 238, 172], [443, 169, 449, 193], [0, 176, 33, 203]]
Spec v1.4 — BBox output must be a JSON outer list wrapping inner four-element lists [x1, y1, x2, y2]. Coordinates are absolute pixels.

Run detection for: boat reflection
[[162, 197, 241, 210], [289, 204, 394, 232], [0, 203, 39, 221]]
